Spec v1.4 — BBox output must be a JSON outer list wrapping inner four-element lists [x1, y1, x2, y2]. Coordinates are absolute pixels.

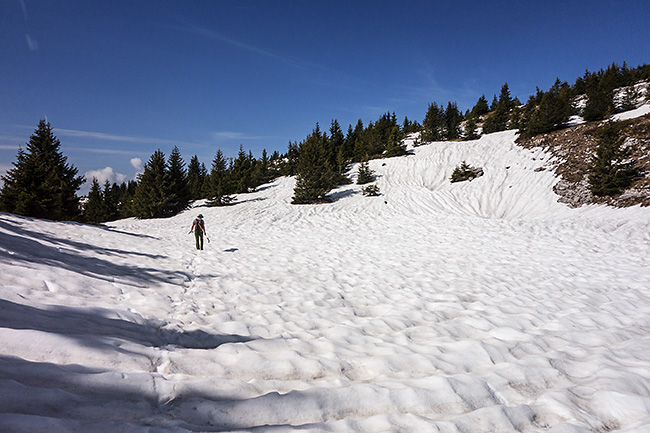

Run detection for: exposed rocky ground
[[517, 112, 650, 208]]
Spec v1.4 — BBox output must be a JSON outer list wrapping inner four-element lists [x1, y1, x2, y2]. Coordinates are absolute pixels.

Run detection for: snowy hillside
[[2, 128, 650, 432]]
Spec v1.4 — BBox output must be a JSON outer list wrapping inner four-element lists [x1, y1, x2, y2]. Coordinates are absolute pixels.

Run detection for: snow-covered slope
[[2, 129, 650, 432]]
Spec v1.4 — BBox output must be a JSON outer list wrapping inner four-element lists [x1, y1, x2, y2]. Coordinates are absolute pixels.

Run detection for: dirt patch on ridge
[[517, 113, 650, 207]]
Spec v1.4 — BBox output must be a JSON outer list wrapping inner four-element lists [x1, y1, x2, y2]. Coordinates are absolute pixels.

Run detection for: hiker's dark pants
[[195, 230, 204, 250]]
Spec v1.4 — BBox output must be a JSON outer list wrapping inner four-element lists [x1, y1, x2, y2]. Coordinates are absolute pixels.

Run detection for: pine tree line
[[291, 113, 413, 204], [2, 63, 648, 220]]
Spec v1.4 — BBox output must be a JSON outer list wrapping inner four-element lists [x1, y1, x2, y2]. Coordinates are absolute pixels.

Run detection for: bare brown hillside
[[517, 113, 650, 207]]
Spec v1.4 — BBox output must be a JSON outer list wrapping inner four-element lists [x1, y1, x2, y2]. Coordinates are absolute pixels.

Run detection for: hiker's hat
[[198, 214, 203, 218]]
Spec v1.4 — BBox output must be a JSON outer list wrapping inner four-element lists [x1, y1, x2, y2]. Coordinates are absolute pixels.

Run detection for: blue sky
[[1, 0, 649, 193]]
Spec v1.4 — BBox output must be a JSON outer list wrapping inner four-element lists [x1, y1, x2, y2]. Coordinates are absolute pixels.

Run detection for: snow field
[[1, 126, 650, 432]]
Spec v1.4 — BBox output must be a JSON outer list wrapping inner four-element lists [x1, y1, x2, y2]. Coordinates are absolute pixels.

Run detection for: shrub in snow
[[362, 184, 381, 196], [450, 162, 484, 183]]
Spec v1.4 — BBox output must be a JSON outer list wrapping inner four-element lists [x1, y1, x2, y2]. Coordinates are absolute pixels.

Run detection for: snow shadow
[[0, 219, 192, 286], [0, 355, 205, 430], [328, 187, 357, 201], [0, 355, 261, 431], [0, 298, 257, 350]]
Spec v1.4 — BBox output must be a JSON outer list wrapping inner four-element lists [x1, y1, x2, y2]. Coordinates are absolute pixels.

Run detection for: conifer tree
[[384, 125, 407, 157], [353, 123, 379, 161], [524, 79, 572, 136], [117, 180, 137, 218], [0, 120, 84, 220], [280, 141, 300, 176], [231, 145, 255, 193], [583, 82, 614, 121], [422, 102, 444, 142], [292, 124, 335, 204], [251, 149, 272, 188], [207, 150, 234, 206], [444, 101, 463, 140], [464, 116, 480, 140], [588, 121, 636, 196], [470, 95, 490, 118], [187, 155, 207, 200], [103, 180, 120, 221], [329, 119, 346, 162], [84, 177, 106, 224], [166, 146, 191, 214], [356, 159, 375, 184], [132, 150, 173, 219], [490, 94, 498, 111], [483, 83, 514, 133]]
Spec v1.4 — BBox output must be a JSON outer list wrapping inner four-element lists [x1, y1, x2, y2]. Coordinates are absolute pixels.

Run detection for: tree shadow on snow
[[0, 298, 258, 351], [328, 187, 357, 202], [0, 218, 190, 286]]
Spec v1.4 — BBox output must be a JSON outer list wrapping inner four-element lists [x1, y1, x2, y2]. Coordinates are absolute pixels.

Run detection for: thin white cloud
[[178, 22, 357, 84], [181, 24, 282, 61], [25, 34, 38, 52], [0, 144, 21, 150], [67, 146, 148, 156], [56, 128, 203, 148], [211, 131, 270, 141], [84, 167, 127, 185], [19, 0, 27, 19]]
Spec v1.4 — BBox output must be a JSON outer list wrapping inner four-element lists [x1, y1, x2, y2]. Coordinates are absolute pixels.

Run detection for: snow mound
[[2, 130, 650, 432]]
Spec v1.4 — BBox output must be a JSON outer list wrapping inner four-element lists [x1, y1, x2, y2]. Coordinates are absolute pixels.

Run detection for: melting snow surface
[[2, 129, 650, 432]]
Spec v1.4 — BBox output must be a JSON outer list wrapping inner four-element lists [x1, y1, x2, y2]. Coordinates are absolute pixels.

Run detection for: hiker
[[190, 214, 206, 250]]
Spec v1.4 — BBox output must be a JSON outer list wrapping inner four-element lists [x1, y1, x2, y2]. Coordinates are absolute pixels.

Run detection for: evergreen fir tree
[[621, 85, 641, 111], [0, 120, 84, 220], [470, 95, 490, 118], [251, 149, 272, 188], [103, 180, 120, 221], [490, 94, 498, 111], [207, 150, 234, 206], [132, 150, 173, 219], [329, 119, 346, 163], [588, 121, 636, 196], [292, 124, 335, 204], [187, 155, 206, 200], [483, 83, 514, 133], [444, 101, 463, 140], [230, 145, 254, 193], [353, 122, 381, 161], [524, 79, 572, 136], [84, 177, 106, 224], [166, 146, 191, 214], [463, 116, 480, 140], [583, 82, 614, 121], [384, 125, 407, 157], [422, 102, 444, 142], [117, 180, 137, 219], [281, 141, 300, 176], [356, 160, 375, 184]]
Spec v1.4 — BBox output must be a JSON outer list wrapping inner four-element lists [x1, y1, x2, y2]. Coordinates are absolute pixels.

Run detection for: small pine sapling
[[356, 161, 375, 184], [450, 161, 484, 183], [362, 184, 381, 196]]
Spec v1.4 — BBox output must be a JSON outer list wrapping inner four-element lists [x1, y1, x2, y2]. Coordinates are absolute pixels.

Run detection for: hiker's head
[[197, 214, 203, 219]]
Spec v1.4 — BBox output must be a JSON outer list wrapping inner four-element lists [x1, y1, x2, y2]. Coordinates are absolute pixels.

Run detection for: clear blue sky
[[1, 0, 649, 193]]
